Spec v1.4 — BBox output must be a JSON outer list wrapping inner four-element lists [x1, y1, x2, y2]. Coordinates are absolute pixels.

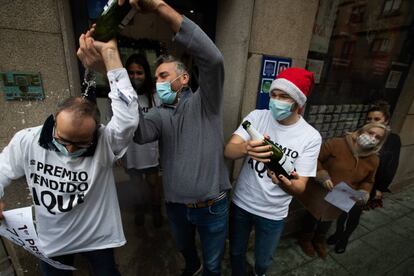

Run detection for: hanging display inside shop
[[256, 55, 292, 109]]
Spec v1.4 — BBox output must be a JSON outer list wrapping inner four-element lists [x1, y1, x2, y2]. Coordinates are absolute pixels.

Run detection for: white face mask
[[356, 133, 379, 149]]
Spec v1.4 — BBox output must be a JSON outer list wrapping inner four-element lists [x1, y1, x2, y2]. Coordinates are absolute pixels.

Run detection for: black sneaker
[[181, 264, 202, 276], [334, 238, 348, 254]]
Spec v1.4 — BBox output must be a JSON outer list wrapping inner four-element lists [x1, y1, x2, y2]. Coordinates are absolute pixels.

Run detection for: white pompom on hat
[[269, 67, 315, 107]]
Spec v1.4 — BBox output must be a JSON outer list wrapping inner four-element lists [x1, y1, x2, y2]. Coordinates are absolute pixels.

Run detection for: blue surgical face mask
[[156, 74, 183, 104], [52, 138, 87, 158], [269, 98, 293, 121]]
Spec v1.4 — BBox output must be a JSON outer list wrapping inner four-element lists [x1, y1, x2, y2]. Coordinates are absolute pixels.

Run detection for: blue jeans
[[166, 196, 228, 276], [230, 203, 285, 276], [40, 248, 120, 276]]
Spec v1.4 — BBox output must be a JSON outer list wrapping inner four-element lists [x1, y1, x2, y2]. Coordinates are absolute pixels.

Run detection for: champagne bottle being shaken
[[242, 120, 295, 180], [93, 0, 138, 42]]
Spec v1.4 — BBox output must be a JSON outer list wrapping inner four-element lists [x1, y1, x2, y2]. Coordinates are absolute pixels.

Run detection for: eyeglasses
[[53, 128, 94, 149]]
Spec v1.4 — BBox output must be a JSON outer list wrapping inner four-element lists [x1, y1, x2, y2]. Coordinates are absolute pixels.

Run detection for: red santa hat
[[269, 67, 314, 107]]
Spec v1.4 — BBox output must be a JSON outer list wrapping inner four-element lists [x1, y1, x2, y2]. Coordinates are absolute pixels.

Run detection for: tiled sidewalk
[[112, 166, 414, 275], [7, 172, 414, 275], [264, 183, 414, 276]]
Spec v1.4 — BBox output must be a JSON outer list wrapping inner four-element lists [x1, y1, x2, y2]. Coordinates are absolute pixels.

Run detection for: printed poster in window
[[256, 55, 292, 109], [385, 70, 402, 89], [309, 0, 340, 54], [307, 59, 324, 83]]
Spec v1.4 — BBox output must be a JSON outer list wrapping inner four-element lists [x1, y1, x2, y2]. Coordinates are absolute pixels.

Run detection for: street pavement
[[263, 181, 414, 276], [112, 167, 414, 276], [5, 166, 414, 275]]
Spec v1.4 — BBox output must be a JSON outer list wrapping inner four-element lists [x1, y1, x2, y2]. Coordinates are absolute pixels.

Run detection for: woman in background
[[109, 53, 163, 227], [327, 101, 401, 253], [297, 122, 390, 258]]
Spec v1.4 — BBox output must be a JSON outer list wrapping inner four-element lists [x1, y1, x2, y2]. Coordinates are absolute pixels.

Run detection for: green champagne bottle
[[242, 120, 294, 179], [93, 0, 137, 42]]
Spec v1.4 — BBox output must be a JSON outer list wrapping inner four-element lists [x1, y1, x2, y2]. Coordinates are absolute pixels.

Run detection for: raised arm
[[126, 0, 224, 114], [133, 108, 162, 144], [77, 29, 139, 156], [77, 28, 124, 72], [174, 17, 224, 114]]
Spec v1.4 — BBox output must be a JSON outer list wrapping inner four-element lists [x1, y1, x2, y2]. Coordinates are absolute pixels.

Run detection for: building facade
[[0, 0, 413, 274]]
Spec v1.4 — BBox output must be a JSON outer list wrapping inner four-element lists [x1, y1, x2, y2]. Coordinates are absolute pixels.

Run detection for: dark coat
[[372, 132, 401, 195]]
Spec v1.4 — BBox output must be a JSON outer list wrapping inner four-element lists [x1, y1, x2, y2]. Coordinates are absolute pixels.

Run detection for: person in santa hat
[[224, 67, 322, 276]]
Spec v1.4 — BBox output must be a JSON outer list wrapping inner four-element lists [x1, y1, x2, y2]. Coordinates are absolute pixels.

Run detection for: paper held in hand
[[0, 207, 76, 270], [324, 182, 367, 212]]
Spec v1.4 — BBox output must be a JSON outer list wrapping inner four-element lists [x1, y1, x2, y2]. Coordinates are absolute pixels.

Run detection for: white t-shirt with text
[[0, 68, 138, 256], [232, 110, 321, 220]]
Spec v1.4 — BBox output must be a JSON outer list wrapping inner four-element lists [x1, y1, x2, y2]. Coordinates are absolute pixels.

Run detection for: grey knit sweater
[[134, 16, 231, 203]]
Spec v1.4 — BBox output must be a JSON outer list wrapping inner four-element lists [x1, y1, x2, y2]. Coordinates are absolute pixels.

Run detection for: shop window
[[371, 38, 390, 53], [71, 0, 217, 98], [306, 0, 414, 140], [382, 0, 402, 16]]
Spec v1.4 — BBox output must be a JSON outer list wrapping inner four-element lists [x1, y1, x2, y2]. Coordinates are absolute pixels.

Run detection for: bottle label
[[278, 155, 295, 175]]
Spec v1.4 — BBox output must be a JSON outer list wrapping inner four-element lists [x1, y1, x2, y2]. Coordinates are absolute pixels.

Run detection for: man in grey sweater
[[130, 0, 231, 275]]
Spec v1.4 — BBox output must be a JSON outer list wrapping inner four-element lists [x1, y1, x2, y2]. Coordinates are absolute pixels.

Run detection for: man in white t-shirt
[[225, 68, 322, 276], [0, 27, 138, 275]]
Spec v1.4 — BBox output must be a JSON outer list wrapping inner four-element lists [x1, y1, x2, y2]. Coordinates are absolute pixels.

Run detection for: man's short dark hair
[[55, 97, 100, 125], [155, 55, 188, 74]]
